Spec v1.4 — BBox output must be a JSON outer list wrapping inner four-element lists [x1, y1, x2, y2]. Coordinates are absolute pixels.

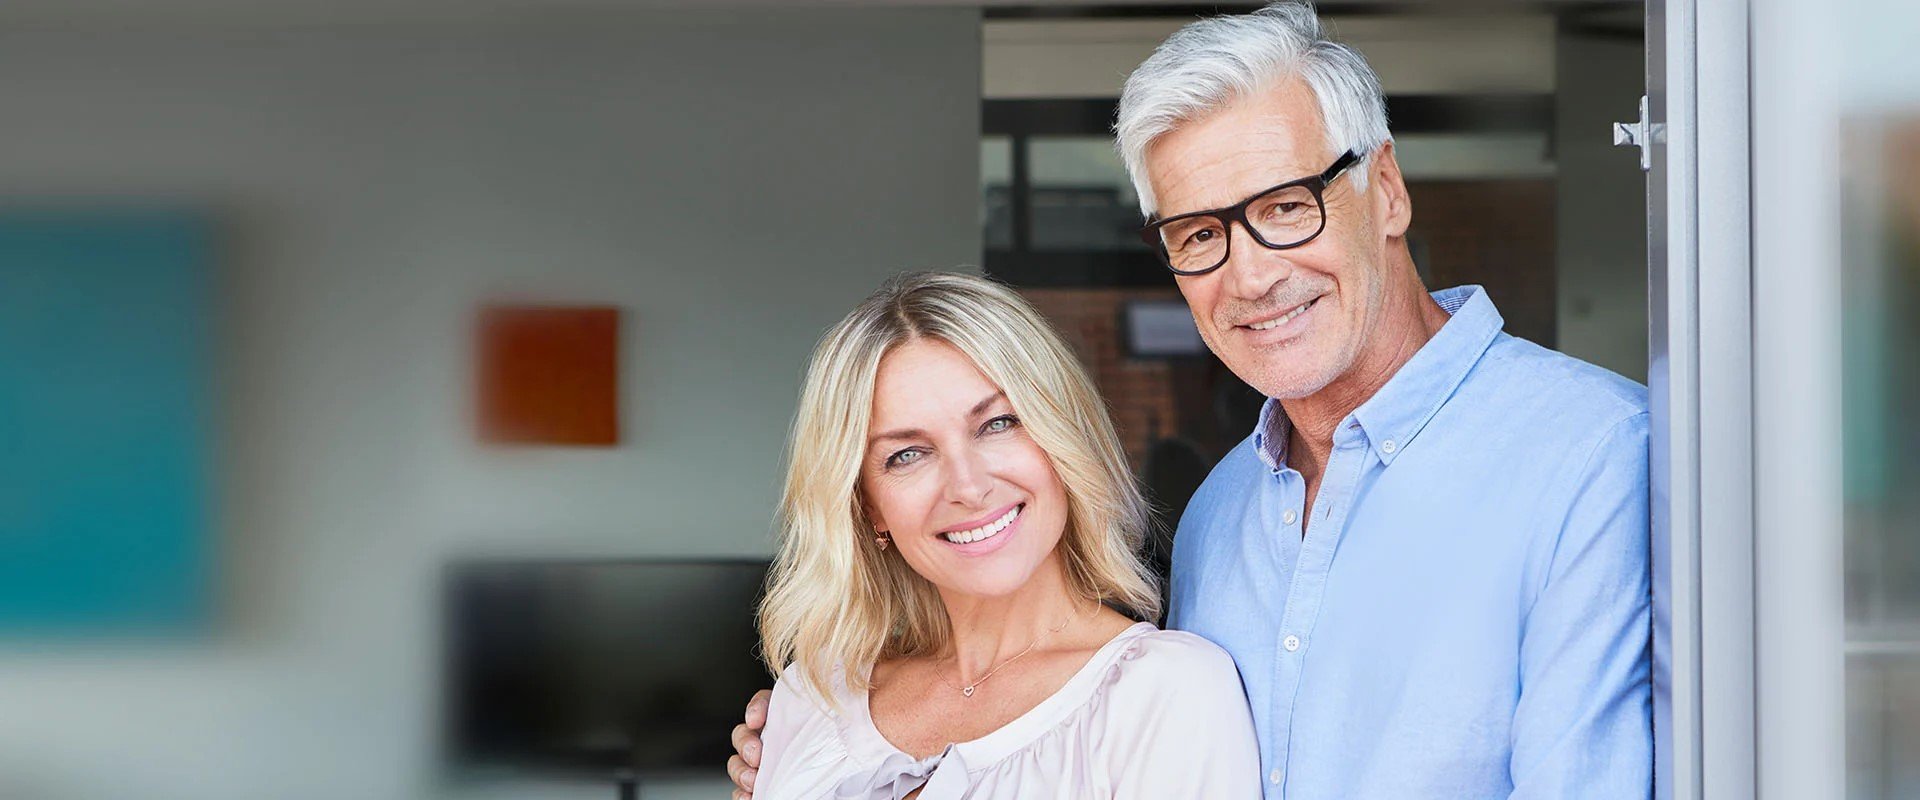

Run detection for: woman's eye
[[885, 449, 923, 469], [983, 414, 1020, 434]]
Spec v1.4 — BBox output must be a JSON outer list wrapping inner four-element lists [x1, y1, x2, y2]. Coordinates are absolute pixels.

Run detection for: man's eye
[[1264, 201, 1307, 219], [1186, 228, 1217, 246]]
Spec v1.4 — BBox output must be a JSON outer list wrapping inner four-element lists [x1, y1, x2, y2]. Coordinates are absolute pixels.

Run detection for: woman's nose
[[943, 447, 994, 507]]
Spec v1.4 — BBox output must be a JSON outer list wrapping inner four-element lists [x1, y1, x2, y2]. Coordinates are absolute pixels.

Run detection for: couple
[[733, 4, 1653, 798]]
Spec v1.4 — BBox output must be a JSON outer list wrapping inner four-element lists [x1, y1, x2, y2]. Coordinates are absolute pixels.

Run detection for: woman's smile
[[938, 502, 1025, 554]]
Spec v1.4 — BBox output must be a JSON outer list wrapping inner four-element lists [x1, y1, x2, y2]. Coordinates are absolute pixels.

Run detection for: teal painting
[[0, 210, 213, 635]]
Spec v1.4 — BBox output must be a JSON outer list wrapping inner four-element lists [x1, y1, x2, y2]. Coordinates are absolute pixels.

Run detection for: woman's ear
[[859, 491, 889, 536]]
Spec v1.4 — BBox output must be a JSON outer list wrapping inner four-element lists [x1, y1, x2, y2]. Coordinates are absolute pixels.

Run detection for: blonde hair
[[758, 271, 1161, 699]]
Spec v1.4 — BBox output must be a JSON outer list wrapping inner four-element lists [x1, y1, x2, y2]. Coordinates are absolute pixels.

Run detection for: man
[[730, 3, 1652, 798]]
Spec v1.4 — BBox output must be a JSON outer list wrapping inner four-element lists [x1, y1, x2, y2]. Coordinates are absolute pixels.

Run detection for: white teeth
[[942, 505, 1021, 545], [1249, 298, 1315, 331]]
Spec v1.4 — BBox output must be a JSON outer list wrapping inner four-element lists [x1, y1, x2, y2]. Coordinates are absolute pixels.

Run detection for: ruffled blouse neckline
[[840, 621, 1158, 774]]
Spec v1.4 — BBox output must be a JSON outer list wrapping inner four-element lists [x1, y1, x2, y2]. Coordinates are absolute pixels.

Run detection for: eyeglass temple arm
[[1322, 150, 1361, 183]]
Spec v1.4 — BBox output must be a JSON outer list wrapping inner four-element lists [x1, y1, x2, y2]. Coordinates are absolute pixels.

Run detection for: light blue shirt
[[1168, 286, 1652, 799]]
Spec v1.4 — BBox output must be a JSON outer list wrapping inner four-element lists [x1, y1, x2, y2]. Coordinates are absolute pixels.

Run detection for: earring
[[874, 530, 891, 550]]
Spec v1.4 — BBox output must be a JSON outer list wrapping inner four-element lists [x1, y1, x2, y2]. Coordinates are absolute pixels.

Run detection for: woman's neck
[[935, 557, 1086, 682]]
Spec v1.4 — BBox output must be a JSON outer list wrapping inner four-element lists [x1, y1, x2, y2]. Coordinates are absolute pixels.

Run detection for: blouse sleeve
[[756, 668, 811, 792], [1106, 632, 1264, 798]]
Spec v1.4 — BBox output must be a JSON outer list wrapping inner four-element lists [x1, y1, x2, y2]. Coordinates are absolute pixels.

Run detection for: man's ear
[[1369, 141, 1413, 239]]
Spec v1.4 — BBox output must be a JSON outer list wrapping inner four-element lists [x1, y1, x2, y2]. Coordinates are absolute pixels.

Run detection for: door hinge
[[1613, 95, 1657, 172]]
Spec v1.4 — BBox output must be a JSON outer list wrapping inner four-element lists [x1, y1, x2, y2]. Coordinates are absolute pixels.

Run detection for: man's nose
[[1218, 221, 1291, 299]]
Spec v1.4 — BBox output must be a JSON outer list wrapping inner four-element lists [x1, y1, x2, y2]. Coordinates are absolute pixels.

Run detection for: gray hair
[[1115, 1, 1392, 217]]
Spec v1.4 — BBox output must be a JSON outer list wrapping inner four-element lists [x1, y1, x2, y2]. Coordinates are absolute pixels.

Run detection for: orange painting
[[476, 305, 620, 446]]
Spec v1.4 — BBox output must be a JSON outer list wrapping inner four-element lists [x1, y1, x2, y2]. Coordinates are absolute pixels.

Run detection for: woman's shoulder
[[772, 661, 858, 716], [759, 664, 867, 800], [1075, 621, 1251, 736], [1091, 625, 1250, 716], [1070, 624, 1252, 743], [1111, 624, 1243, 681], [764, 662, 866, 756]]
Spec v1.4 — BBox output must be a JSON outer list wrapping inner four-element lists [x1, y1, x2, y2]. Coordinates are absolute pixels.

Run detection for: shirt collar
[[1252, 397, 1292, 471], [1251, 285, 1504, 471]]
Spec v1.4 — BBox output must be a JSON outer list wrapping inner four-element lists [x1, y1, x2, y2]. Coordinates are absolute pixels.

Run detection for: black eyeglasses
[[1139, 150, 1361, 276]]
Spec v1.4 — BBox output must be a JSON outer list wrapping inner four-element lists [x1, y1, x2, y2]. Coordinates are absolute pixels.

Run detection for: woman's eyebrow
[[867, 391, 1007, 447], [868, 427, 925, 446], [968, 391, 1007, 418]]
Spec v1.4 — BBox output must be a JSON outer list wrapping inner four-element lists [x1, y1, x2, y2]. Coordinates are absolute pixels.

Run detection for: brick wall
[[1405, 179, 1558, 346], [1019, 287, 1187, 467]]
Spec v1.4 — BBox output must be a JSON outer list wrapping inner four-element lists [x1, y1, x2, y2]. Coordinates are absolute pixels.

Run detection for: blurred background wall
[[0, 8, 980, 799], [1554, 16, 1647, 381]]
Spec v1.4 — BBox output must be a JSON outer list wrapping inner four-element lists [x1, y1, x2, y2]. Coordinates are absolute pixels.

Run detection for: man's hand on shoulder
[[726, 689, 771, 799]]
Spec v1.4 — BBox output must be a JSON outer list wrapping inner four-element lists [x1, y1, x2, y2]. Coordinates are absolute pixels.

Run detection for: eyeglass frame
[[1138, 149, 1363, 277]]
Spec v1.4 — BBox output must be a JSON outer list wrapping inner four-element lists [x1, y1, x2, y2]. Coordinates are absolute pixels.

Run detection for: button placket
[[1257, 466, 1305, 781], [1268, 442, 1368, 788]]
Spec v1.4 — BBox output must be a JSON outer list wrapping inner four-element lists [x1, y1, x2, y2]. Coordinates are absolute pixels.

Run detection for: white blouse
[[756, 622, 1262, 799]]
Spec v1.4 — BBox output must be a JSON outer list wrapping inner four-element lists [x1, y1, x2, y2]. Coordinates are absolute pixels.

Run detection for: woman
[[752, 272, 1259, 798]]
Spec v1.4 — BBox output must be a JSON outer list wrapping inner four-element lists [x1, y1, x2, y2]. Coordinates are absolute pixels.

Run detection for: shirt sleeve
[[1109, 634, 1264, 798], [1509, 412, 1654, 799]]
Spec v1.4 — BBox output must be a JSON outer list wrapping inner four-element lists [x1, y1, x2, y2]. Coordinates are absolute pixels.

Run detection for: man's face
[[1145, 78, 1401, 401]]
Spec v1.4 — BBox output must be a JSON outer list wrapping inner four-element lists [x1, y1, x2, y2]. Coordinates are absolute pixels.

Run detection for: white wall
[[983, 13, 1556, 99], [1554, 28, 1649, 381], [0, 9, 980, 799]]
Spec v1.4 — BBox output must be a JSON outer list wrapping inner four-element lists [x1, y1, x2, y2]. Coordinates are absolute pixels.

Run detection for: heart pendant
[[962, 686, 974, 697]]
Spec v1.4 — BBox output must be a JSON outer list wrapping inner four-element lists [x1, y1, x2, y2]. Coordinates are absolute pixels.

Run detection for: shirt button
[[1283, 634, 1301, 652], [1270, 768, 1283, 784], [1283, 509, 1298, 525], [1382, 439, 1397, 454]]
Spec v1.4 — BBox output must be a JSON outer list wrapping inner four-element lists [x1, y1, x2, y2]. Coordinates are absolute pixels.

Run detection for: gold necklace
[[942, 602, 1087, 698]]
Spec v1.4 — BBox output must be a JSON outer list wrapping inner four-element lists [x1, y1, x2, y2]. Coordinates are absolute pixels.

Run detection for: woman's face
[[860, 339, 1071, 601]]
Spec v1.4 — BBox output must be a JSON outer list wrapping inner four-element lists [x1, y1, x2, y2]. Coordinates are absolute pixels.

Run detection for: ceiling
[[0, 0, 1641, 27]]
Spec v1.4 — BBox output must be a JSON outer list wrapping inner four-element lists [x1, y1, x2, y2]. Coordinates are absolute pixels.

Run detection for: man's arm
[[1509, 413, 1654, 799], [726, 689, 771, 800]]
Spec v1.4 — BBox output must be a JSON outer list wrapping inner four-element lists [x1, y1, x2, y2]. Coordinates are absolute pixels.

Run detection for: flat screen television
[[443, 558, 770, 782]]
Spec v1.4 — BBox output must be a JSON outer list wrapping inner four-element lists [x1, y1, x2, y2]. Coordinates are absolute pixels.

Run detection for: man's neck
[[1280, 272, 1451, 486]]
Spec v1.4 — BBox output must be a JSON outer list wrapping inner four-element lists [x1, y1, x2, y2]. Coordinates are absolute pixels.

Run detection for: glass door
[[1645, 0, 1758, 795], [1831, 1, 1920, 796], [1652, 0, 1920, 797]]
